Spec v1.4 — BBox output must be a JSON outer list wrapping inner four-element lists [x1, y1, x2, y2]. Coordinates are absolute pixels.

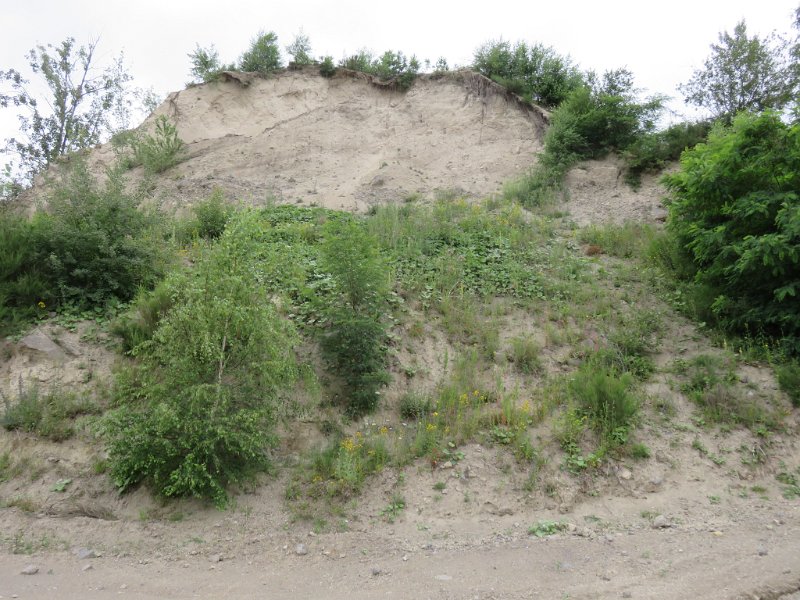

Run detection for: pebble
[[435, 574, 453, 581], [619, 468, 632, 480], [295, 543, 308, 556], [623, 592, 633, 598], [652, 515, 671, 529], [20, 564, 39, 575], [82, 564, 93, 572], [371, 567, 383, 576], [208, 554, 222, 563], [757, 547, 768, 556]]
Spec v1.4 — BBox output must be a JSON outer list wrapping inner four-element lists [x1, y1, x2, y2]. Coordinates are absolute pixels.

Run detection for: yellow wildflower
[[37, 301, 46, 309]]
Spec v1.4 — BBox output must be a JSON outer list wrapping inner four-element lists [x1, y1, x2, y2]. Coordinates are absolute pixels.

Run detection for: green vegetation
[[1, 382, 99, 441], [0, 162, 171, 334], [106, 212, 299, 507], [132, 115, 185, 174], [472, 40, 582, 107], [1, 37, 135, 187], [663, 112, 800, 354], [240, 30, 283, 74], [339, 50, 420, 90], [319, 219, 391, 416], [680, 20, 798, 122]]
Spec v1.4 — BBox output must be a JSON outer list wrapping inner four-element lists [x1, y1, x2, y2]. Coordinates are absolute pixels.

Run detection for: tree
[[1, 37, 133, 185], [680, 20, 797, 121], [286, 31, 313, 66], [239, 30, 282, 73], [663, 112, 800, 352], [473, 40, 583, 107], [187, 44, 232, 83]]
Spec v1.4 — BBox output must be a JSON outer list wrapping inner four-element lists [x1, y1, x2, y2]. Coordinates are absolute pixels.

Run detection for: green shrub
[[239, 30, 282, 74], [623, 120, 711, 187], [473, 39, 583, 107], [188, 44, 231, 83], [33, 162, 170, 310], [0, 209, 48, 333], [133, 115, 185, 174], [338, 49, 419, 90], [110, 279, 174, 353], [319, 56, 336, 78], [192, 188, 231, 240], [2, 382, 99, 442], [663, 111, 800, 353], [776, 361, 800, 406], [570, 367, 638, 446], [105, 211, 299, 507], [319, 219, 390, 416], [509, 337, 543, 374], [399, 392, 431, 420]]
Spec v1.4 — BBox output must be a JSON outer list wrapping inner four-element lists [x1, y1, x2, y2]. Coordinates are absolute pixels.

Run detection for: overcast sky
[[1, 0, 798, 155]]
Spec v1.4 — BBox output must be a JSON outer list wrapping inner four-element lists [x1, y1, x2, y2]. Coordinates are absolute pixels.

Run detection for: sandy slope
[[86, 69, 546, 212]]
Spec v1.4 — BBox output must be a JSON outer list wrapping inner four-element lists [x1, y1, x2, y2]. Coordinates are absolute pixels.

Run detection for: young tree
[[286, 31, 313, 66], [1, 37, 133, 185], [239, 30, 282, 73], [680, 20, 797, 121]]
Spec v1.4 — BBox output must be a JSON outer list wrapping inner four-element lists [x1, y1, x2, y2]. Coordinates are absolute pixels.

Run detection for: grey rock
[[76, 547, 99, 559], [371, 567, 383, 576], [645, 475, 664, 493], [21, 564, 39, 575], [435, 574, 453, 581], [757, 546, 768, 556], [82, 564, 94, 572], [295, 543, 308, 556], [208, 554, 222, 563], [20, 329, 65, 359], [619, 468, 632, 480], [623, 592, 633, 598], [652, 515, 671, 529]]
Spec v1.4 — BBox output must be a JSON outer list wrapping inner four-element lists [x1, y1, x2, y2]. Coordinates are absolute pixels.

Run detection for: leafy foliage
[[339, 50, 420, 90], [570, 366, 638, 446], [239, 30, 282, 74], [663, 111, 800, 352], [623, 120, 711, 187], [187, 44, 232, 83], [106, 211, 299, 507], [1, 37, 135, 185], [505, 70, 663, 206], [132, 115, 185, 174], [319, 56, 336, 78], [1, 161, 170, 332], [286, 31, 313, 66], [472, 40, 583, 107], [680, 20, 798, 121], [319, 219, 391, 416]]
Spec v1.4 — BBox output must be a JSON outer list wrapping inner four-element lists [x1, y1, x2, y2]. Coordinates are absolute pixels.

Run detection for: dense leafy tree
[[472, 40, 583, 107], [239, 30, 282, 73], [663, 112, 800, 352], [680, 20, 797, 121]]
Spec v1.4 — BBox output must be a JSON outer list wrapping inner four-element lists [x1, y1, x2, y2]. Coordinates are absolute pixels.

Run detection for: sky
[[1, 0, 798, 161]]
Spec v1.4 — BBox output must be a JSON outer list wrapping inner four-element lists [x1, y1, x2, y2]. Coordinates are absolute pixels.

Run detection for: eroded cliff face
[[82, 68, 547, 211]]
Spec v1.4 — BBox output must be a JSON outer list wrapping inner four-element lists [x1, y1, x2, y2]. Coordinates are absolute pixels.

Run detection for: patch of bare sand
[[83, 69, 546, 213]]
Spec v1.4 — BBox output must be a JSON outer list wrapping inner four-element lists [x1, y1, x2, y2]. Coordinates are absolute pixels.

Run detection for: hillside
[[87, 68, 547, 211], [1, 70, 799, 600]]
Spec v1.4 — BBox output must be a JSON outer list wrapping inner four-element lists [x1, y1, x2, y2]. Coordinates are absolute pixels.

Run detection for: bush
[[318, 219, 390, 416], [776, 361, 800, 406], [338, 49, 419, 90], [133, 115, 185, 174], [319, 56, 336, 78], [663, 111, 800, 353], [623, 120, 711, 187], [35, 162, 170, 310], [187, 44, 233, 83], [507, 69, 663, 207], [106, 212, 299, 507], [110, 279, 174, 353], [570, 367, 638, 445], [0, 208, 48, 333], [2, 382, 99, 441], [239, 30, 282, 74], [473, 40, 583, 107], [286, 32, 313, 66], [191, 188, 232, 240]]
